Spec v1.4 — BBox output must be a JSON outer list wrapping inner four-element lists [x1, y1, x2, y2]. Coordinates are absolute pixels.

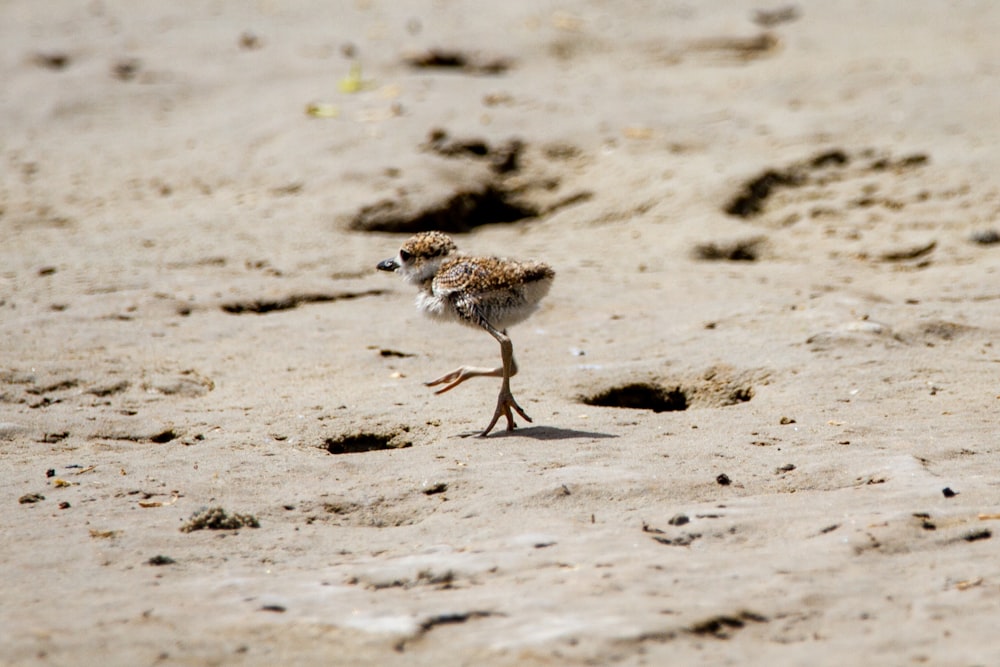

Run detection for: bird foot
[[425, 365, 500, 394], [480, 389, 532, 437]]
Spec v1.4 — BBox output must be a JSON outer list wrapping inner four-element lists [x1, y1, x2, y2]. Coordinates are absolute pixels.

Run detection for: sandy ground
[[3, 1, 1000, 665]]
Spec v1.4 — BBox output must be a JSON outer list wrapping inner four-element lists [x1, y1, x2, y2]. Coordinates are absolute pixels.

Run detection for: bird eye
[[399, 249, 411, 262]]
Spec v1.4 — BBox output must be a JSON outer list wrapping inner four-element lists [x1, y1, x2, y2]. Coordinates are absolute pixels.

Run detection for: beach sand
[[3, 1, 1000, 664]]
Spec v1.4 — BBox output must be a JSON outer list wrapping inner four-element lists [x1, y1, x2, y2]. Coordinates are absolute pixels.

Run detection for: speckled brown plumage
[[430, 256, 554, 330]]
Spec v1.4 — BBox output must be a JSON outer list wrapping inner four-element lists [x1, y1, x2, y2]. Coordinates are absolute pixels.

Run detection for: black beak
[[377, 258, 399, 272]]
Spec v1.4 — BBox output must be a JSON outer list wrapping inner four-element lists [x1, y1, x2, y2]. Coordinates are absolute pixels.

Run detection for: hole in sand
[[724, 168, 805, 218], [347, 131, 592, 234], [404, 49, 511, 75], [150, 429, 178, 443], [581, 368, 758, 413], [323, 432, 411, 455], [693, 236, 765, 262], [727, 386, 754, 404], [723, 148, 929, 220], [349, 184, 540, 234], [221, 289, 385, 315], [581, 383, 689, 413], [424, 129, 524, 174]]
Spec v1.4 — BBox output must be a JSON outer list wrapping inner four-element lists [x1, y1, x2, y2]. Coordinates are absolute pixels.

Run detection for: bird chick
[[377, 231, 554, 436]]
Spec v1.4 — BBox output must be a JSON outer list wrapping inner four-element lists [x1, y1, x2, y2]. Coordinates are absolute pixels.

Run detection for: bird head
[[377, 231, 458, 286]]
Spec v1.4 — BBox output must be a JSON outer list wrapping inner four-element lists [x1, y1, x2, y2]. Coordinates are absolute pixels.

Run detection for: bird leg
[[479, 329, 531, 437], [425, 355, 518, 394]]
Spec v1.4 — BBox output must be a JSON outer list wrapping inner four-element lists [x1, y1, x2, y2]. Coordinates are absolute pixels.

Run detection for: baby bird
[[377, 231, 554, 436]]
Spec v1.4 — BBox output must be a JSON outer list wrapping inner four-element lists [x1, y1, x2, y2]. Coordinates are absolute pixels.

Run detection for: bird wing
[[431, 258, 504, 331], [431, 258, 492, 296], [430, 256, 554, 332]]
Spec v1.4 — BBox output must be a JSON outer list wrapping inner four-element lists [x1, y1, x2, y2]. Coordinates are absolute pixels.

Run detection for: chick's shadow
[[460, 425, 618, 440]]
